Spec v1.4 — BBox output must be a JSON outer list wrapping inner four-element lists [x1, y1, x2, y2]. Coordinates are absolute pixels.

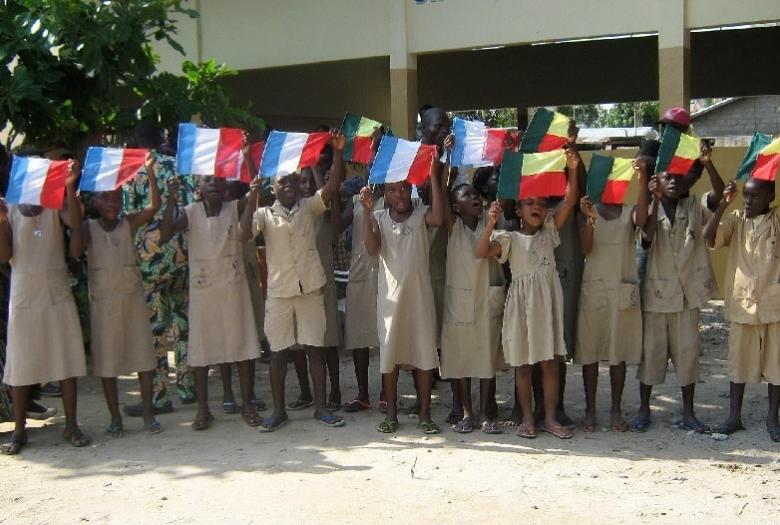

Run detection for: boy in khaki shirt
[[705, 177, 780, 442], [631, 145, 724, 433], [239, 131, 346, 432]]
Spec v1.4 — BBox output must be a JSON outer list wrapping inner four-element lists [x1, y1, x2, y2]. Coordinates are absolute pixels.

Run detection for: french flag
[[232, 141, 265, 183], [260, 131, 330, 179], [80, 147, 148, 192], [6, 156, 70, 209], [452, 118, 492, 168], [368, 136, 437, 185], [176, 123, 244, 178]]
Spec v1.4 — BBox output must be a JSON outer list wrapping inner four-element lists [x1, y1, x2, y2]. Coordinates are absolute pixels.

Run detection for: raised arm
[[159, 177, 188, 243], [127, 152, 162, 234], [442, 134, 456, 233], [703, 180, 736, 248], [0, 199, 12, 264], [424, 159, 445, 227], [553, 146, 580, 231], [64, 162, 84, 258], [632, 158, 650, 228], [239, 177, 262, 242], [320, 130, 346, 205], [642, 174, 662, 243], [474, 200, 504, 259], [700, 142, 725, 210], [578, 196, 596, 254], [243, 137, 259, 180], [360, 186, 381, 256]]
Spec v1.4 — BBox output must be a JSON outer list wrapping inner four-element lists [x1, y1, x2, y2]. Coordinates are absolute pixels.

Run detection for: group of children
[[1, 106, 778, 456]]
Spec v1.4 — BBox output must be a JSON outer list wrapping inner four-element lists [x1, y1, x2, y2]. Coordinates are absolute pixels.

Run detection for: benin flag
[[736, 133, 780, 181], [520, 108, 570, 153], [656, 126, 700, 175], [587, 155, 634, 204], [497, 150, 567, 200], [342, 113, 382, 164]]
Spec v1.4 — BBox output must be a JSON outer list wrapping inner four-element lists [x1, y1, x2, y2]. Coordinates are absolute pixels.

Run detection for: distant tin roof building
[[691, 96, 780, 145]]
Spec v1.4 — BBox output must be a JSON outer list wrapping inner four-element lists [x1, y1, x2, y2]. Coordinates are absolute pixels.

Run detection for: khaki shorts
[[729, 322, 780, 384], [265, 290, 325, 351], [638, 309, 699, 386]]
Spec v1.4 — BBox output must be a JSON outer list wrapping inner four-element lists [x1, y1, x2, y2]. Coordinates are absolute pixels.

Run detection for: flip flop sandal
[[146, 419, 163, 434], [516, 423, 537, 439], [26, 407, 58, 420], [287, 398, 314, 411], [630, 415, 652, 433], [501, 416, 522, 427], [242, 411, 263, 427], [674, 419, 711, 434], [222, 401, 240, 414], [105, 422, 125, 438], [557, 412, 575, 429], [64, 428, 92, 447], [445, 412, 464, 425], [344, 399, 371, 413], [769, 428, 780, 442], [580, 420, 597, 433], [610, 420, 630, 432], [377, 418, 398, 434], [418, 421, 440, 435], [317, 414, 345, 428], [452, 417, 473, 434], [481, 421, 503, 435], [542, 424, 573, 440], [191, 414, 214, 431], [257, 416, 289, 433], [0, 434, 28, 455], [378, 401, 388, 413], [325, 401, 342, 412], [713, 421, 745, 435], [251, 398, 267, 412]]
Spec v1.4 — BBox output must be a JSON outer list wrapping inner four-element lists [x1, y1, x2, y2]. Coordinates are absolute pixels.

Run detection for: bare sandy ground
[[1, 301, 778, 524]]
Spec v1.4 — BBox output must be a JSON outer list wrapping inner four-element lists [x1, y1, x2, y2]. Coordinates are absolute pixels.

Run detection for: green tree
[[557, 104, 601, 127], [596, 102, 659, 128]]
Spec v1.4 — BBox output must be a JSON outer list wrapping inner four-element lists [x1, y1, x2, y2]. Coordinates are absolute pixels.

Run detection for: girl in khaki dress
[[440, 183, 506, 434], [360, 159, 445, 435], [160, 175, 261, 431], [0, 165, 91, 455], [475, 148, 580, 440], [576, 160, 649, 433], [74, 153, 163, 437]]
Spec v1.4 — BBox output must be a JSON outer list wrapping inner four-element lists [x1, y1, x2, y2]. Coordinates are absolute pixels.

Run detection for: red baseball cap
[[659, 107, 690, 131]]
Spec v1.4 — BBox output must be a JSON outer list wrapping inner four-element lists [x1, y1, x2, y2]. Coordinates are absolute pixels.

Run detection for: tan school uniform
[[86, 218, 155, 377], [639, 195, 718, 386], [185, 200, 260, 366], [375, 203, 439, 373], [344, 195, 381, 350], [440, 215, 506, 379], [253, 190, 328, 351], [315, 212, 343, 348], [3, 207, 86, 386], [242, 239, 265, 343], [575, 206, 642, 366], [714, 207, 780, 384], [493, 215, 567, 366]]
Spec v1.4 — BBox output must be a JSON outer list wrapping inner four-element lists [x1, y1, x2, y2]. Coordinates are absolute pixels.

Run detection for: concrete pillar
[[389, 0, 418, 139], [657, 0, 690, 111]]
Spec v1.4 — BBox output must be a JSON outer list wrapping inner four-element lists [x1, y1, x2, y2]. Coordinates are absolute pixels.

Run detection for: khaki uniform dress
[[86, 218, 155, 377], [639, 195, 717, 386], [575, 206, 642, 365], [315, 212, 343, 348], [375, 203, 439, 373], [185, 200, 260, 366], [254, 191, 328, 351], [344, 195, 381, 350], [493, 216, 567, 366], [242, 239, 265, 343], [3, 207, 86, 386], [714, 207, 780, 384], [440, 215, 506, 379]]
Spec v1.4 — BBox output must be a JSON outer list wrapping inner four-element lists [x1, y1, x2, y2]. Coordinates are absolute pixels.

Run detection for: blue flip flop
[[317, 414, 345, 428]]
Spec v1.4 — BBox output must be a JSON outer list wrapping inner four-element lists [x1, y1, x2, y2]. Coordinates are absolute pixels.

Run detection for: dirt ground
[[1, 301, 778, 524]]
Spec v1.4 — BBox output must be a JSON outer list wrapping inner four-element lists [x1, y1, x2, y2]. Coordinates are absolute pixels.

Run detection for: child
[[360, 118, 446, 434], [238, 130, 346, 432], [160, 174, 261, 430], [704, 178, 780, 442], [219, 179, 267, 415], [74, 152, 163, 436], [341, 183, 383, 412], [0, 162, 91, 454], [440, 183, 506, 434], [300, 165, 343, 410], [575, 159, 649, 432], [630, 144, 724, 433], [475, 147, 580, 439]]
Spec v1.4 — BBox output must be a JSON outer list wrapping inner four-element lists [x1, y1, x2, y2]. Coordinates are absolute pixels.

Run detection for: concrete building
[[154, 1, 780, 137], [691, 95, 780, 141]]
